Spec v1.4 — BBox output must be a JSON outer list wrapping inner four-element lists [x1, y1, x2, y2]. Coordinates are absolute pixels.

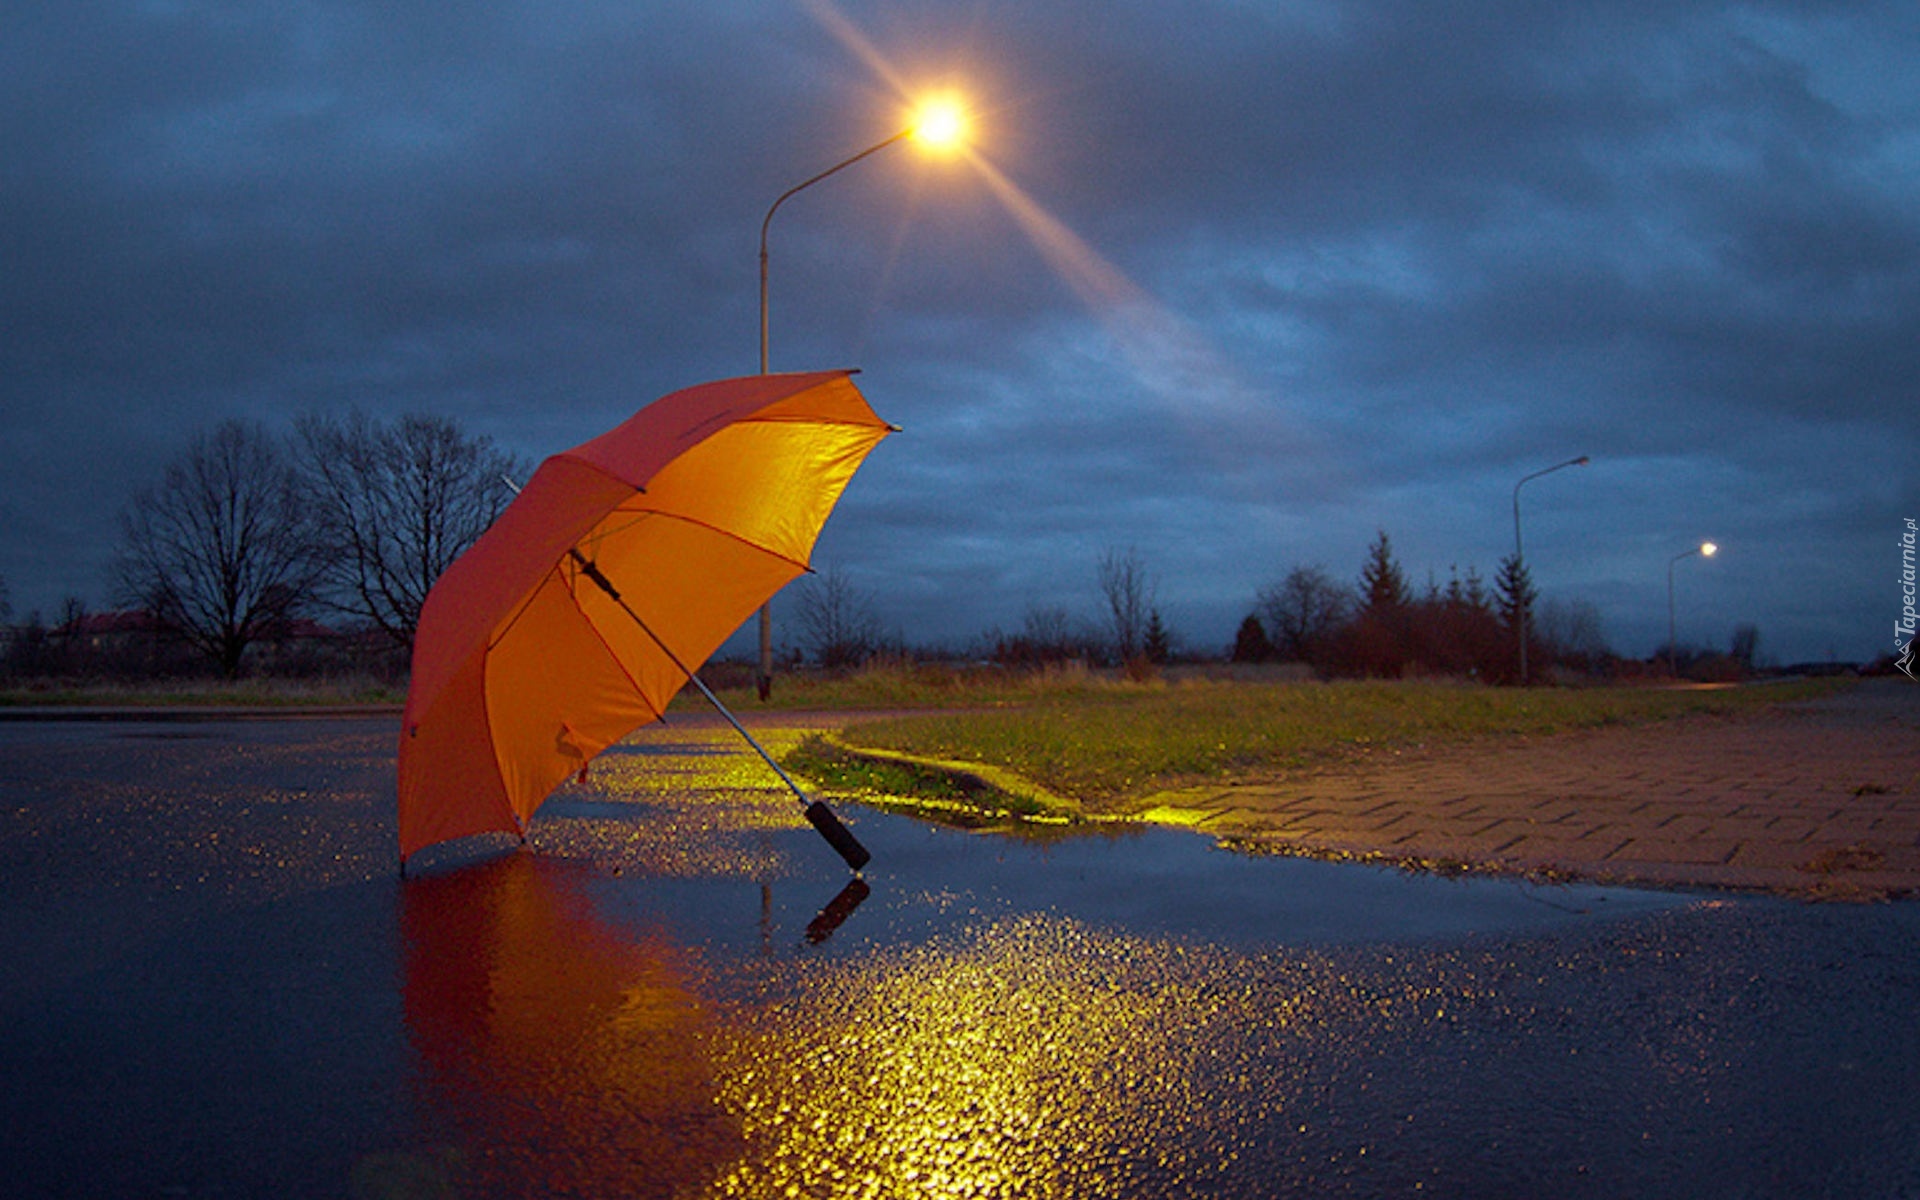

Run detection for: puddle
[[540, 802, 1691, 958], [3, 715, 1918, 1198]]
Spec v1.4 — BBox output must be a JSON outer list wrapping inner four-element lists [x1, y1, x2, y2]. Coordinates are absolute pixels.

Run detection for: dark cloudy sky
[[4, 0, 1915, 666]]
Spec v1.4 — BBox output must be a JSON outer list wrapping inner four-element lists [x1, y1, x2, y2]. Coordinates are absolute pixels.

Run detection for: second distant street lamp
[[1667, 541, 1719, 677], [752, 97, 968, 699], [1511, 454, 1589, 684]]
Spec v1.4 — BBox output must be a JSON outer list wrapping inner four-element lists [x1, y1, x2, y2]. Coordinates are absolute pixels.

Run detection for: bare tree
[[294, 411, 525, 652], [1729, 623, 1761, 672], [1020, 605, 1084, 655], [1097, 545, 1154, 664], [116, 420, 320, 678], [989, 604, 1095, 667], [792, 563, 883, 668], [1537, 598, 1611, 664], [1257, 565, 1353, 662]]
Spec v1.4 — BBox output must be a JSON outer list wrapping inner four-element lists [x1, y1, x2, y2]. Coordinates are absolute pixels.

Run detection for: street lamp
[[1667, 540, 1718, 677], [1511, 454, 1589, 684], [751, 95, 970, 699]]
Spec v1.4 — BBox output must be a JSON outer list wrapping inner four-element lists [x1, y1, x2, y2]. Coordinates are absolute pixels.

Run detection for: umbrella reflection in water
[[397, 855, 739, 1196]]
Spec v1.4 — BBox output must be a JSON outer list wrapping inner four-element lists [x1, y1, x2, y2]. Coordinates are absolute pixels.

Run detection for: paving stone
[[1185, 681, 1919, 898], [1615, 838, 1740, 866]]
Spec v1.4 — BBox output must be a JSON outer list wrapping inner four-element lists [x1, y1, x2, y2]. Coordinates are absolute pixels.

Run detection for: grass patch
[[783, 733, 1068, 826], [680, 658, 1111, 712], [827, 676, 1850, 813], [0, 677, 406, 708]]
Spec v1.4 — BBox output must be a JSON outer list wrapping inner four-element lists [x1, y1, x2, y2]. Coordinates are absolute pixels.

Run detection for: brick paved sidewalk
[[1144, 679, 1920, 899]]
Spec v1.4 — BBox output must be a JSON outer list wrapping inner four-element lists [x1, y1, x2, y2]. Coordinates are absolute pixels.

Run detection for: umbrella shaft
[[567, 548, 870, 872], [681, 666, 814, 805], [566, 550, 809, 805]]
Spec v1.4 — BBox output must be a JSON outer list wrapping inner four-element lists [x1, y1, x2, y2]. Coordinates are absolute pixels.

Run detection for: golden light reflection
[[535, 727, 818, 878], [703, 916, 1450, 1198], [389, 800, 1746, 1197]]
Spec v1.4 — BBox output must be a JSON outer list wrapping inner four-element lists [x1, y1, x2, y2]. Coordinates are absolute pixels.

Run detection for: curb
[[801, 732, 1088, 825]]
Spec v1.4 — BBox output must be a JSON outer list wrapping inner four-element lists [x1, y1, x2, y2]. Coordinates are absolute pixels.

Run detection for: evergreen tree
[[1232, 613, 1272, 663], [1337, 532, 1413, 677], [1462, 565, 1491, 613], [1495, 553, 1539, 683], [1358, 530, 1409, 613], [1144, 609, 1172, 664]]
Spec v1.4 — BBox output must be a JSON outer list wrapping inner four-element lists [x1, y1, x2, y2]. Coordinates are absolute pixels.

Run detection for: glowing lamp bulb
[[1701, 542, 1718, 557], [910, 96, 968, 149]]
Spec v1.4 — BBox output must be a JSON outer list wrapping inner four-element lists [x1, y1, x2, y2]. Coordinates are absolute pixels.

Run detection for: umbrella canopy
[[398, 371, 893, 862]]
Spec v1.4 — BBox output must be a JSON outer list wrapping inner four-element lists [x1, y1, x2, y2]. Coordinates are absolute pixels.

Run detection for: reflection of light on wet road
[[536, 724, 825, 880], [705, 915, 1483, 1198], [499, 718, 1916, 1198], [686, 898, 1898, 1200], [711, 916, 1244, 1197]]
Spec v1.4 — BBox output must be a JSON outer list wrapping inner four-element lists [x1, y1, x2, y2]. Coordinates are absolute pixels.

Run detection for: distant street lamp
[[1667, 541, 1719, 677], [751, 95, 970, 700], [1511, 455, 1589, 684]]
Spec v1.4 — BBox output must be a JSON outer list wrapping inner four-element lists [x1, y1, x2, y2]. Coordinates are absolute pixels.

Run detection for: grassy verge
[[0, 677, 406, 708], [784, 734, 1070, 829], [812, 676, 1850, 815], [681, 658, 1117, 712]]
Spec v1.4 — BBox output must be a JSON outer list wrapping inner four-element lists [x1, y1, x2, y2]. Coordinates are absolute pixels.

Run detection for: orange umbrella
[[397, 370, 892, 868]]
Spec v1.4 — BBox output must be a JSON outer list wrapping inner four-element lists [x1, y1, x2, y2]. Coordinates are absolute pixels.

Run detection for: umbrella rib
[[581, 507, 813, 575], [482, 559, 665, 727], [561, 558, 668, 727], [480, 508, 618, 651], [488, 554, 583, 649]]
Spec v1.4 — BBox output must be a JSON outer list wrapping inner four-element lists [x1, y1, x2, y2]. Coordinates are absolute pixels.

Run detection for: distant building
[[62, 609, 178, 650]]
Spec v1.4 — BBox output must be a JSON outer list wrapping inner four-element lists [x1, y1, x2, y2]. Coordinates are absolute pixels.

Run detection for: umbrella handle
[[568, 550, 871, 873]]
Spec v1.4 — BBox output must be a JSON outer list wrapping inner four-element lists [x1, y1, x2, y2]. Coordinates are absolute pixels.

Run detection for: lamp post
[[1511, 454, 1589, 685], [751, 96, 968, 700], [1667, 540, 1718, 677]]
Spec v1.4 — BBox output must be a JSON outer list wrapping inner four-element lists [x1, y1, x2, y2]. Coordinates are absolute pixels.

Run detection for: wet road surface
[[2, 715, 1917, 1198]]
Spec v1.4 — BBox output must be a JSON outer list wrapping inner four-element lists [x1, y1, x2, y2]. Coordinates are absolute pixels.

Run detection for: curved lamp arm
[[758, 130, 912, 373]]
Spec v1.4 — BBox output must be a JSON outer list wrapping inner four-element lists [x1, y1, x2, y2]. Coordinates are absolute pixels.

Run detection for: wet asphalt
[[2, 714, 1917, 1198]]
